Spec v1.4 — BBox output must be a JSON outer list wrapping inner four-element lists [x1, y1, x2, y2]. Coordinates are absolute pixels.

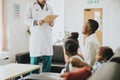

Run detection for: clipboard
[[44, 15, 58, 23]]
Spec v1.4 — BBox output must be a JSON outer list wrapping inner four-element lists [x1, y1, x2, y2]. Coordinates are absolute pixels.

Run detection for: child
[[92, 46, 114, 73], [61, 39, 91, 74]]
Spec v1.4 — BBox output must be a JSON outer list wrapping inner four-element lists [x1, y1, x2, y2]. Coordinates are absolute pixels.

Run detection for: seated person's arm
[[71, 57, 92, 69], [60, 57, 92, 78]]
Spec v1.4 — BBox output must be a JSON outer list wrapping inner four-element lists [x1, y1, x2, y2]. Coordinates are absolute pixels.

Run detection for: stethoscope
[[44, 0, 48, 11], [45, 3, 49, 11]]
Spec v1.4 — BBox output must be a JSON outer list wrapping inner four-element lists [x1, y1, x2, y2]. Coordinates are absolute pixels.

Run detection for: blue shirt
[[92, 61, 104, 73]]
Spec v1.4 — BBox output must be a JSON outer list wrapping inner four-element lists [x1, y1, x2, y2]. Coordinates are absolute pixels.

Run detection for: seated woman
[[64, 32, 83, 62], [61, 39, 92, 80], [92, 46, 114, 73]]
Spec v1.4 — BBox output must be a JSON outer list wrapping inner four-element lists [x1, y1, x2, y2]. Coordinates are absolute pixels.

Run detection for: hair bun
[[71, 32, 79, 39]]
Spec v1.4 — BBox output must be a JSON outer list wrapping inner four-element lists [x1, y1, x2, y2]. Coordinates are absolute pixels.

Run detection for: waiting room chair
[[88, 62, 120, 80]]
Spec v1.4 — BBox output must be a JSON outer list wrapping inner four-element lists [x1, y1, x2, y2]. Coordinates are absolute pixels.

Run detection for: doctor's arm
[[24, 4, 37, 26], [71, 58, 92, 69]]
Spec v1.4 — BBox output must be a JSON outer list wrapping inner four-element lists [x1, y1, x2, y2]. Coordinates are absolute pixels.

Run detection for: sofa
[[88, 47, 120, 80], [109, 47, 120, 63], [15, 45, 65, 73]]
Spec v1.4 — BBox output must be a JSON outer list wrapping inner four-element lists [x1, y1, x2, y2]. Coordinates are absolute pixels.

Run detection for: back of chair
[[110, 57, 120, 63], [109, 47, 120, 63], [115, 47, 120, 56], [52, 45, 65, 64], [88, 62, 120, 80], [16, 52, 30, 63]]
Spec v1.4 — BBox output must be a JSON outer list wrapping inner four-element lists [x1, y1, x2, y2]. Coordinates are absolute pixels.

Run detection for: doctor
[[24, 0, 54, 73]]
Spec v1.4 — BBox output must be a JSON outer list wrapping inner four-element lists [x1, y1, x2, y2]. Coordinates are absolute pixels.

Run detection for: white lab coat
[[24, 1, 53, 57], [83, 33, 100, 66]]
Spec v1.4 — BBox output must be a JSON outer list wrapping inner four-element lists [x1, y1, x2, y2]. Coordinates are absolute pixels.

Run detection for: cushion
[[63, 67, 92, 80]]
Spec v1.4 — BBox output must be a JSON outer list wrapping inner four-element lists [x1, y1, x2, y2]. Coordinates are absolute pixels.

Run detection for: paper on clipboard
[[44, 15, 58, 23]]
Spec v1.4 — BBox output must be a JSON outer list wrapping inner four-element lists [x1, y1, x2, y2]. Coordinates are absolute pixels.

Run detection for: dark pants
[[30, 56, 52, 74]]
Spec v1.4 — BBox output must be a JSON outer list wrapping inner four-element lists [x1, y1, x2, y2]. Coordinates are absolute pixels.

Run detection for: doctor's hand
[[38, 20, 44, 25], [49, 21, 54, 27]]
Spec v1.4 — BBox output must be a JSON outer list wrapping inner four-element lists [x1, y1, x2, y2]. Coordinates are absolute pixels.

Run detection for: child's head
[[64, 39, 79, 57], [96, 46, 114, 62]]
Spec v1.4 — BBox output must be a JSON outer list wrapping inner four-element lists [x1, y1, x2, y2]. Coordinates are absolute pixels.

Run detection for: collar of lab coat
[[33, 1, 38, 4], [86, 33, 96, 42]]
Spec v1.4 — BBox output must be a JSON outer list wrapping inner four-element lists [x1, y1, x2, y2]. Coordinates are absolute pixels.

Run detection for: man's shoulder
[[47, 4, 53, 9], [87, 35, 99, 45], [28, 1, 38, 6]]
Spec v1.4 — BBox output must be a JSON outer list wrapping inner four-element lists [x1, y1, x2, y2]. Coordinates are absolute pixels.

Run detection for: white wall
[[65, 0, 120, 51], [65, 0, 85, 50], [48, 0, 64, 44], [103, 0, 120, 50], [6, 0, 30, 62]]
